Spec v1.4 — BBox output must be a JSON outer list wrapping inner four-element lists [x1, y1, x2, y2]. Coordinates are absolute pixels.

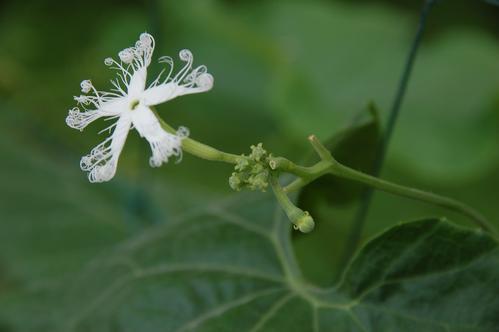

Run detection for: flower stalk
[[157, 115, 240, 164], [158, 117, 497, 235], [270, 174, 315, 233], [68, 32, 495, 236]]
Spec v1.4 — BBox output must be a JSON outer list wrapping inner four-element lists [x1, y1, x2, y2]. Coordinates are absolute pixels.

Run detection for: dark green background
[[0, 0, 498, 329]]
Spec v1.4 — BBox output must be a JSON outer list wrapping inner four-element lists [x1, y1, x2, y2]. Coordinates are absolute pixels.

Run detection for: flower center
[[130, 99, 140, 110]]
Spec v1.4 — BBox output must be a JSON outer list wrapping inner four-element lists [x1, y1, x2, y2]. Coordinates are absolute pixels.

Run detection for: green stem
[[156, 113, 240, 164], [271, 175, 303, 220], [152, 109, 494, 235], [282, 161, 332, 193], [332, 163, 495, 234], [269, 157, 330, 178], [281, 157, 495, 235], [270, 174, 315, 233]]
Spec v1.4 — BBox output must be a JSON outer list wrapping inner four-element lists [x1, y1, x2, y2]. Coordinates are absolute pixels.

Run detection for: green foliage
[[62, 215, 499, 331], [1, 0, 498, 330], [389, 31, 499, 182], [4, 179, 499, 331], [2, 122, 498, 330]]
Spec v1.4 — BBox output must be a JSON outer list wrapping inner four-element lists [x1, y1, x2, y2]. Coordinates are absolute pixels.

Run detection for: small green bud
[[251, 163, 265, 174], [229, 172, 242, 191], [235, 156, 250, 172], [229, 143, 272, 192], [250, 143, 267, 162], [248, 171, 269, 191], [268, 156, 278, 170], [292, 211, 315, 233]]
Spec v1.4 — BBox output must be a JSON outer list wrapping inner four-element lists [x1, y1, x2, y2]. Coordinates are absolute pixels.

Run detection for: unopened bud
[[229, 172, 242, 191], [292, 211, 315, 233], [235, 157, 250, 172], [250, 143, 267, 162]]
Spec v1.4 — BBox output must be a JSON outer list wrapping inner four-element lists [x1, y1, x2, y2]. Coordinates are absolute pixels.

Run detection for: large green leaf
[[338, 219, 499, 331], [2, 102, 497, 331], [0, 106, 217, 331], [1, 109, 497, 331], [52, 199, 498, 331]]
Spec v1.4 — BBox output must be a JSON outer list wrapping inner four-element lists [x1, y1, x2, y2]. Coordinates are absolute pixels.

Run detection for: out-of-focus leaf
[[265, 2, 499, 181], [0, 115, 128, 330], [267, 1, 406, 142], [0, 107, 214, 331], [390, 30, 499, 182]]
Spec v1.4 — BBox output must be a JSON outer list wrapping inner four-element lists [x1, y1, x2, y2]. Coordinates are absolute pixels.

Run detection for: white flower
[[66, 33, 214, 183]]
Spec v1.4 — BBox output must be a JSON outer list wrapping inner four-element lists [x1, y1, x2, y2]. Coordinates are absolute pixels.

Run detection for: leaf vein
[[209, 208, 272, 239], [133, 263, 286, 283], [175, 287, 287, 332], [248, 292, 295, 332]]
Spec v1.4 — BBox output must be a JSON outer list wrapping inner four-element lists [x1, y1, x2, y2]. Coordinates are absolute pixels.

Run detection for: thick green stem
[[269, 157, 330, 178], [282, 161, 332, 193], [271, 175, 302, 220], [157, 115, 240, 164], [270, 174, 315, 233]]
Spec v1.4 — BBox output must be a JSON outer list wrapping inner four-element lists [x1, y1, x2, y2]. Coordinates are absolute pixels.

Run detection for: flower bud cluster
[[229, 143, 272, 192]]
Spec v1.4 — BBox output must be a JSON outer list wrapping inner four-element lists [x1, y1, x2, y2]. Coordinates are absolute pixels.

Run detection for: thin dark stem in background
[[338, 0, 437, 274]]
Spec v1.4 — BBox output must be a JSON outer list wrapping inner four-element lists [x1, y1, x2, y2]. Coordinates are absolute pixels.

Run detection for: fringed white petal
[[142, 72, 213, 106], [66, 97, 127, 131], [134, 33, 155, 68], [131, 105, 185, 167], [80, 114, 132, 183], [66, 107, 103, 131], [141, 82, 177, 106], [127, 66, 147, 98], [142, 49, 214, 106], [100, 97, 129, 115], [148, 131, 183, 167]]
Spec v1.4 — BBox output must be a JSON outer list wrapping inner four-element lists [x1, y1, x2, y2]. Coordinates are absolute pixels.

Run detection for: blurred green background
[[0, 0, 498, 330]]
